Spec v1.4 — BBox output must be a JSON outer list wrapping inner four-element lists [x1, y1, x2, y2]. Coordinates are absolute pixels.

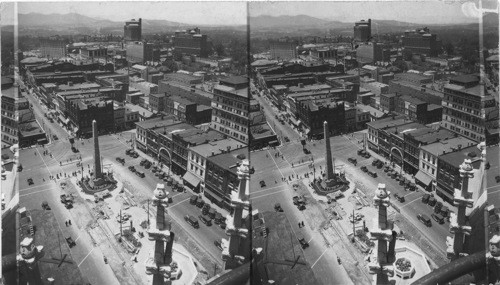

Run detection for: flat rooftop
[[189, 138, 245, 158], [421, 136, 476, 156], [207, 148, 249, 175]]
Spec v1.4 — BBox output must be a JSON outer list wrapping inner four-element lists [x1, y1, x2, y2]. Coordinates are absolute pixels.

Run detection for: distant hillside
[[250, 15, 330, 28], [19, 13, 117, 28]]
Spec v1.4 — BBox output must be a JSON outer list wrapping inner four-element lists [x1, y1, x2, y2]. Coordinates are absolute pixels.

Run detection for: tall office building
[[441, 74, 499, 145], [269, 39, 298, 61], [210, 76, 250, 144], [40, 37, 67, 59], [354, 19, 372, 42], [124, 18, 142, 42], [172, 28, 209, 58], [401, 27, 441, 57]]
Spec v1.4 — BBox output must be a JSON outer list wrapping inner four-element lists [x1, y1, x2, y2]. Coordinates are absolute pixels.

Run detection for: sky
[[5, 1, 248, 26], [2, 0, 497, 26], [249, 0, 491, 24]]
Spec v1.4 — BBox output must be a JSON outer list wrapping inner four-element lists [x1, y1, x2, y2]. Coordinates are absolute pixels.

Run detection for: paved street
[[18, 87, 228, 283], [249, 94, 453, 284]]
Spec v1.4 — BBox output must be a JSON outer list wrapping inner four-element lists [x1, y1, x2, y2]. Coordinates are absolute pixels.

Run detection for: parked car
[[372, 159, 380, 166], [202, 204, 211, 215], [136, 171, 145, 178], [128, 166, 136, 172], [363, 152, 371, 158], [52, 135, 58, 141], [17, 164, 23, 172], [368, 171, 378, 178], [259, 180, 266, 188], [116, 157, 125, 165], [431, 213, 445, 224], [41, 201, 50, 210], [298, 237, 309, 249], [199, 215, 212, 226], [184, 215, 199, 228], [214, 240, 223, 251], [284, 137, 290, 142], [71, 146, 79, 153], [428, 197, 437, 207], [360, 166, 368, 172], [357, 149, 366, 156], [417, 214, 432, 227], [303, 149, 311, 154], [434, 202, 443, 213], [140, 159, 148, 166], [422, 194, 431, 204], [196, 199, 205, 208], [348, 158, 357, 165], [394, 193, 405, 203], [220, 222, 227, 229], [190, 195, 198, 205], [274, 203, 283, 212], [66, 236, 76, 248], [27, 178, 34, 185]]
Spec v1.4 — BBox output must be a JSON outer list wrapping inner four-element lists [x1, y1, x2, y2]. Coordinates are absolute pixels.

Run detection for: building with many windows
[[124, 18, 142, 42], [354, 19, 371, 42], [204, 148, 248, 210], [401, 27, 441, 57], [210, 76, 250, 144], [441, 74, 499, 145], [186, 138, 244, 193], [172, 28, 209, 58], [420, 136, 475, 192], [270, 39, 298, 61]]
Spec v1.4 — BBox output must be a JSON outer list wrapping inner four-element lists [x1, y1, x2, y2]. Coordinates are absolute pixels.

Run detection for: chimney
[[211, 151, 215, 156]]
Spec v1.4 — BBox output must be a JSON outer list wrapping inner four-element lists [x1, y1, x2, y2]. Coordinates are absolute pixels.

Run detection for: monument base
[[313, 174, 350, 196], [80, 173, 117, 195]]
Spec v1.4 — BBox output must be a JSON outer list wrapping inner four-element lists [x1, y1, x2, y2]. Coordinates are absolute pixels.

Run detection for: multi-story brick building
[[66, 97, 114, 137], [186, 138, 245, 193], [401, 27, 441, 57], [441, 74, 499, 145], [211, 76, 250, 144], [171, 129, 225, 176], [354, 19, 371, 42], [124, 18, 142, 42], [366, 116, 408, 153], [40, 37, 68, 60], [270, 39, 298, 61], [164, 95, 212, 125], [296, 98, 345, 139], [403, 127, 455, 178], [420, 137, 476, 193], [205, 148, 248, 210], [173, 28, 209, 58]]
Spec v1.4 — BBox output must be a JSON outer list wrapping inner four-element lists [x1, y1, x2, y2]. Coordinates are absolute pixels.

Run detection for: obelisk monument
[[324, 121, 334, 182], [92, 120, 102, 179]]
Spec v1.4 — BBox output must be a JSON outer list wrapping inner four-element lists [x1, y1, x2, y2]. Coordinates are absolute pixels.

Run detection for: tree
[[444, 42, 454, 56], [215, 43, 225, 57]]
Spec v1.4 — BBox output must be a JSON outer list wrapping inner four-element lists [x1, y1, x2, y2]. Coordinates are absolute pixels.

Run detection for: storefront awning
[[204, 188, 224, 203], [183, 171, 201, 187], [415, 170, 433, 186]]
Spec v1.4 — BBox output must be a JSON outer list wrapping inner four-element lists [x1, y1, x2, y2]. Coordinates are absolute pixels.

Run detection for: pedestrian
[[65, 221, 68, 227], [298, 222, 301, 228], [68, 220, 72, 225], [301, 221, 305, 227]]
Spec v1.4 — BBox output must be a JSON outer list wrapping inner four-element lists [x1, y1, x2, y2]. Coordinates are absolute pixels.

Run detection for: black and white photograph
[[0, 1, 499, 284]]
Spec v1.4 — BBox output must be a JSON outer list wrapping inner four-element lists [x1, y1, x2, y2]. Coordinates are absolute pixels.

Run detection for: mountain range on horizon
[[11, 12, 499, 33]]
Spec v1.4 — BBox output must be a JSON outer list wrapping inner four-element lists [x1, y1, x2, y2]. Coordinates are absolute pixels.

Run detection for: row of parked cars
[[422, 194, 449, 224], [186, 195, 227, 229]]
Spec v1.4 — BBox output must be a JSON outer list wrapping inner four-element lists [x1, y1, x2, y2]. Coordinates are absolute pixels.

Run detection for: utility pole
[[147, 199, 150, 226], [352, 208, 356, 237], [120, 209, 123, 237]]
